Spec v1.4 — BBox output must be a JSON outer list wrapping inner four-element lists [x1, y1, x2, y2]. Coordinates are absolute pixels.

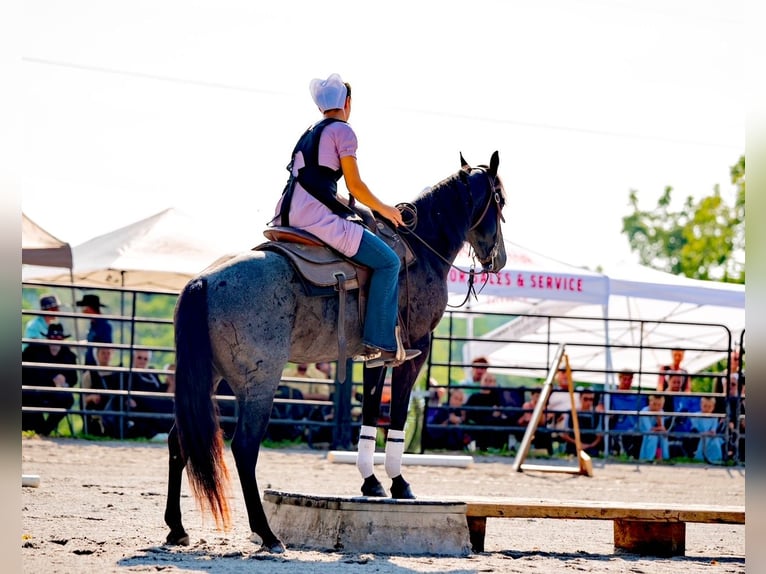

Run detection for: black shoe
[[390, 475, 416, 499], [361, 474, 387, 497]]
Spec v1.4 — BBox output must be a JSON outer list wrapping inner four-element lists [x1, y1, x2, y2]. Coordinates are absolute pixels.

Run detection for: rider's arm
[[340, 155, 403, 227]]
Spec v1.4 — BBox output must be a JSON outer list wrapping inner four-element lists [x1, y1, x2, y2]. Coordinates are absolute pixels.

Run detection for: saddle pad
[[255, 242, 360, 290]]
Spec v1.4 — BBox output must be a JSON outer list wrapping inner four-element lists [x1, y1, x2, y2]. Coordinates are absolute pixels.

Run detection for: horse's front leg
[[231, 397, 285, 554], [386, 343, 431, 499], [357, 365, 387, 497], [164, 424, 190, 545]]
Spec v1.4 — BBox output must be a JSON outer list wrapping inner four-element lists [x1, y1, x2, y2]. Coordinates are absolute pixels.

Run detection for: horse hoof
[[390, 475, 416, 499], [260, 540, 286, 554], [361, 475, 387, 497], [165, 529, 190, 546]]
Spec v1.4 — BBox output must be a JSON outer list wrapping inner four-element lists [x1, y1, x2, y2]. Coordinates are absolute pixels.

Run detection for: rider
[[273, 73, 419, 368]]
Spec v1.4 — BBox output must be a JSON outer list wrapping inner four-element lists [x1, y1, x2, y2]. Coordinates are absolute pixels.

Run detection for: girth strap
[[335, 271, 348, 384]]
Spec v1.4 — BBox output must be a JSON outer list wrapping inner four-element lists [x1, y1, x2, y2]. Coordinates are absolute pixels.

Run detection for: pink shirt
[[274, 121, 364, 257]]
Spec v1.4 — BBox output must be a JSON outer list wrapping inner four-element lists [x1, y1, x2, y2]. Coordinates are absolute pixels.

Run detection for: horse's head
[[460, 151, 507, 272]]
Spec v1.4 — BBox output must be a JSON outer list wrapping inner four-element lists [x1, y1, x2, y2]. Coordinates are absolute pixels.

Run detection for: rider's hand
[[378, 204, 403, 227]]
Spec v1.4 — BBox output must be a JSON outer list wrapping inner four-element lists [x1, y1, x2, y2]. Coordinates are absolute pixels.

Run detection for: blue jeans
[[351, 230, 401, 351]]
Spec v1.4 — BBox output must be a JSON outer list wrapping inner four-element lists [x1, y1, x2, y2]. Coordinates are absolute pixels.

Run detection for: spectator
[[516, 389, 553, 455], [425, 388, 467, 451], [127, 349, 173, 438], [465, 371, 511, 450], [283, 362, 331, 400], [82, 347, 122, 437], [23, 294, 62, 351], [559, 390, 604, 457], [22, 323, 78, 436], [546, 366, 579, 432], [608, 369, 646, 459], [690, 396, 724, 463], [724, 362, 745, 463], [76, 294, 113, 366], [638, 394, 670, 461], [216, 380, 238, 440], [163, 363, 176, 395], [459, 356, 489, 398], [657, 347, 690, 392], [664, 373, 699, 458], [314, 361, 335, 380]]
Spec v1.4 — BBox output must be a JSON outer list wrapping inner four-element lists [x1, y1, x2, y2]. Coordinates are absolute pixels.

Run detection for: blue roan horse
[[164, 151, 507, 552]]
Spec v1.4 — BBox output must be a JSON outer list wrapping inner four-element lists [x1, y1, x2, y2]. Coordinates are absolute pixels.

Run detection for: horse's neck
[[411, 182, 471, 267]]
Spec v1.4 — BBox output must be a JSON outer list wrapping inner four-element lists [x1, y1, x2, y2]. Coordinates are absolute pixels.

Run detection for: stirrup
[[365, 349, 421, 369]]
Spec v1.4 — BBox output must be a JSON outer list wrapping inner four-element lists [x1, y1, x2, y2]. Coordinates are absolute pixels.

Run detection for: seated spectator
[[657, 347, 691, 392], [76, 294, 113, 366], [638, 394, 670, 461], [725, 373, 745, 462], [545, 366, 579, 433], [267, 384, 307, 442], [690, 396, 724, 463], [516, 389, 553, 455], [425, 388, 468, 451], [465, 371, 512, 450], [664, 373, 700, 458], [558, 390, 604, 457], [22, 323, 78, 436], [460, 356, 489, 399], [127, 350, 173, 438], [216, 380, 238, 440], [81, 347, 123, 437], [23, 294, 62, 351], [424, 378, 447, 426], [283, 362, 332, 400], [608, 369, 646, 459]]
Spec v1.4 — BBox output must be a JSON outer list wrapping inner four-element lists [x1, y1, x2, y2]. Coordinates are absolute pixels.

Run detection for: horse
[[164, 151, 507, 553]]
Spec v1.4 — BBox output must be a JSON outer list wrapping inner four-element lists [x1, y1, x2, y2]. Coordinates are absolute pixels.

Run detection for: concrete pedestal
[[263, 489, 471, 556]]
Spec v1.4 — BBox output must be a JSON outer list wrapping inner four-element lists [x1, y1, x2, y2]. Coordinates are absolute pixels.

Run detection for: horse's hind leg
[[164, 424, 190, 545], [230, 396, 285, 553]]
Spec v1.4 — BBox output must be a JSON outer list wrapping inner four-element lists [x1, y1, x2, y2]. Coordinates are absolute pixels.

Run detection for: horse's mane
[[409, 170, 476, 259]]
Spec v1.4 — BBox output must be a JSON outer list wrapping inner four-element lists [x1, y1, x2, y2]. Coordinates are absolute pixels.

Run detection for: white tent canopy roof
[[22, 212, 73, 269], [22, 208, 253, 292], [458, 258, 744, 386]]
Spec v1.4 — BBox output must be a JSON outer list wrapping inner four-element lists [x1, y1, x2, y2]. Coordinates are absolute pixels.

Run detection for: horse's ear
[[460, 152, 470, 171], [488, 151, 499, 177]]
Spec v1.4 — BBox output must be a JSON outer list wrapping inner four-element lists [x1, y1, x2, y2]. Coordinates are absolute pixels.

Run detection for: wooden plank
[[464, 499, 745, 524]]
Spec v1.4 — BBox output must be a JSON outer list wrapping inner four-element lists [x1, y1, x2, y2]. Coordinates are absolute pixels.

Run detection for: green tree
[[622, 155, 744, 282]]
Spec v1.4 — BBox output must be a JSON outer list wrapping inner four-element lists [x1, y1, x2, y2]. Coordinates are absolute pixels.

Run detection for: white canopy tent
[[22, 207, 253, 292], [460, 259, 745, 386], [22, 213, 73, 270]]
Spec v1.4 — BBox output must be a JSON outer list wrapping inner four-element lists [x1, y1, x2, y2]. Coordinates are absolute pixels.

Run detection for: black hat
[[39, 294, 61, 310], [76, 294, 106, 309], [42, 323, 70, 339]]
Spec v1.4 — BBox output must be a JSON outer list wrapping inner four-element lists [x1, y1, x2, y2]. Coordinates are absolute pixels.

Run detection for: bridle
[[395, 167, 505, 307], [467, 167, 505, 268]]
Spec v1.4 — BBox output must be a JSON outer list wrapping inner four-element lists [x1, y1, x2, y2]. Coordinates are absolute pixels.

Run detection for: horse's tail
[[174, 277, 231, 531]]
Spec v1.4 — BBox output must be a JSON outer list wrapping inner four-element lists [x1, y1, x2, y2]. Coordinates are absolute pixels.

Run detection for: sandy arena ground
[[21, 436, 745, 573]]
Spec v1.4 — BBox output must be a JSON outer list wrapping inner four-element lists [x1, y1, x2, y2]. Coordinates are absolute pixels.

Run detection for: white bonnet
[[309, 73, 348, 112]]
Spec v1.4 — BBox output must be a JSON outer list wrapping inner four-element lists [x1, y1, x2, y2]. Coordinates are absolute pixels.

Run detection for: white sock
[[384, 429, 405, 479], [356, 425, 377, 478]]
